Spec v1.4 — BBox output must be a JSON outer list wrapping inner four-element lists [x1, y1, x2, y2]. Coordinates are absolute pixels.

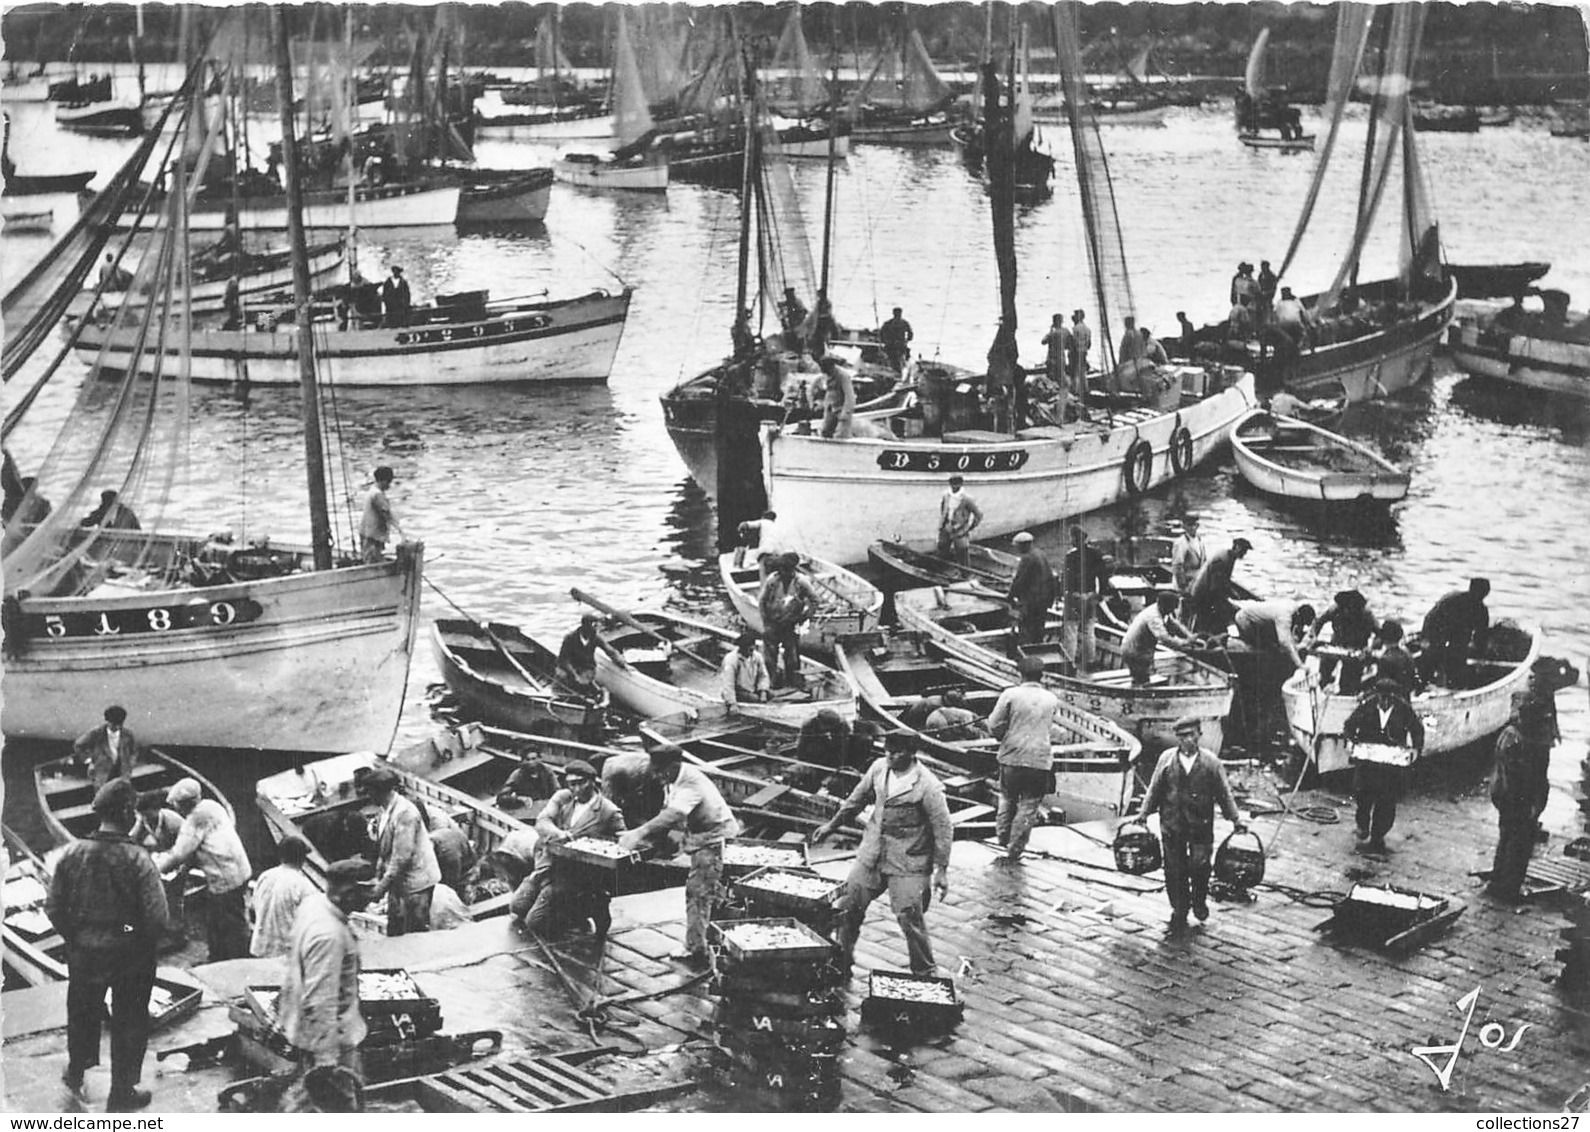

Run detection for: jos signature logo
[[1411, 986, 1533, 1091]]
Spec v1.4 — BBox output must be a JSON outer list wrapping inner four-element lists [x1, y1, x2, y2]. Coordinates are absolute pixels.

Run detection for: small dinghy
[[867, 540, 1018, 592], [718, 550, 882, 655], [430, 618, 607, 740], [1231, 409, 1409, 503]]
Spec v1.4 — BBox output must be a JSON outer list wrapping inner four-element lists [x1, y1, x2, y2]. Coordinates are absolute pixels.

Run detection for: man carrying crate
[[1343, 678, 1425, 853]]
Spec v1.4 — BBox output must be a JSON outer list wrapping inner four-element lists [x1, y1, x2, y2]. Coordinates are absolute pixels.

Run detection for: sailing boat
[[553, 9, 669, 193], [758, 6, 1256, 567], [764, 6, 852, 158], [1236, 28, 1313, 149], [1212, 3, 1457, 403], [1, 11, 423, 754], [472, 15, 612, 140], [846, 23, 959, 145]]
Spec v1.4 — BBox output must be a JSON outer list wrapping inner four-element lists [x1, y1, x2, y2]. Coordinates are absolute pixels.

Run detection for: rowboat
[[1447, 292, 1590, 401], [1281, 621, 1541, 773], [74, 238, 345, 316], [1231, 409, 1409, 503], [834, 630, 1139, 820], [429, 618, 607, 741], [867, 540, 1017, 593], [718, 551, 882, 655], [55, 100, 143, 138], [457, 168, 554, 224], [1237, 132, 1315, 151], [1447, 261, 1550, 300], [1, 209, 51, 234], [1, 169, 94, 195], [552, 153, 669, 192], [590, 606, 858, 728], [33, 748, 232, 847], [894, 586, 1234, 755]]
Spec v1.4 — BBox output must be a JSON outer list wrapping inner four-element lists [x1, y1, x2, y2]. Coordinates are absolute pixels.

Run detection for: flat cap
[[362, 764, 401, 792], [1372, 676, 1402, 692], [1012, 531, 1034, 545], [92, 777, 138, 819], [562, 759, 597, 780], [167, 777, 202, 807], [646, 742, 686, 764], [1172, 715, 1203, 733], [325, 858, 376, 883]]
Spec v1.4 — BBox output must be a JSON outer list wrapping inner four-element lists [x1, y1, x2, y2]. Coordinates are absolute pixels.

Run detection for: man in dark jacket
[[1421, 578, 1490, 687], [1343, 677, 1425, 852], [1313, 589, 1378, 693], [1006, 531, 1057, 647], [46, 779, 168, 1111], [1366, 619, 1418, 697], [72, 705, 138, 790], [1137, 716, 1246, 931], [1487, 687, 1557, 900]]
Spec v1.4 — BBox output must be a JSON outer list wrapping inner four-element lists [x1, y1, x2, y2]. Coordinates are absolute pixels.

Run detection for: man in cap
[[879, 306, 914, 375], [1421, 578, 1491, 688], [1006, 532, 1057, 648], [517, 760, 627, 939], [1343, 678, 1424, 852], [1068, 309, 1092, 394], [250, 835, 318, 959], [495, 749, 559, 812], [380, 264, 411, 327], [556, 612, 625, 699], [759, 553, 817, 689], [278, 858, 372, 1073], [1272, 285, 1312, 343], [1169, 516, 1207, 597], [819, 355, 856, 439], [155, 777, 252, 961], [1487, 672, 1563, 900], [363, 766, 440, 936], [72, 705, 138, 791], [1313, 589, 1377, 692], [1366, 619, 1417, 697], [937, 475, 983, 569], [720, 629, 772, 706], [46, 779, 168, 1111], [1137, 717, 1246, 931], [358, 466, 405, 564], [988, 655, 1060, 863], [618, 743, 740, 968], [813, 735, 952, 974], [1185, 537, 1251, 633]]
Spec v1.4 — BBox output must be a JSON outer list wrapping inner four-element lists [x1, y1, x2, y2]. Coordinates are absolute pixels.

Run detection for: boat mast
[[273, 5, 334, 572], [817, 46, 839, 307], [730, 30, 756, 355]]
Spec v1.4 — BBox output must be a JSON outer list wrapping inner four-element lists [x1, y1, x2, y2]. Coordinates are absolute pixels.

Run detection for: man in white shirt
[[250, 835, 317, 959], [73, 704, 138, 790], [278, 859, 371, 1072], [1169, 516, 1207, 596], [988, 656, 1060, 862], [1121, 593, 1194, 685], [156, 778, 253, 961], [1232, 599, 1317, 670], [720, 630, 772, 705], [358, 465, 405, 564], [736, 509, 793, 581], [937, 475, 983, 568]]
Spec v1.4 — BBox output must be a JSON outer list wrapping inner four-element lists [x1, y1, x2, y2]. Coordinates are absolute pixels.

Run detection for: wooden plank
[[419, 1072, 523, 1113], [515, 1057, 612, 1100], [453, 1065, 558, 1109], [479, 1061, 578, 1106], [743, 782, 792, 808], [949, 803, 996, 825]]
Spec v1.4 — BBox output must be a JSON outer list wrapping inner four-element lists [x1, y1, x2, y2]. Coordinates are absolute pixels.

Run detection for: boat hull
[[762, 373, 1255, 566], [428, 621, 605, 738], [75, 242, 344, 316], [475, 113, 616, 140], [1237, 133, 1316, 150], [1447, 319, 1590, 400], [2, 545, 424, 753], [718, 551, 882, 655], [850, 121, 955, 146], [1231, 409, 1409, 502], [166, 183, 461, 231], [457, 172, 553, 223], [553, 157, 669, 192], [73, 290, 632, 386]]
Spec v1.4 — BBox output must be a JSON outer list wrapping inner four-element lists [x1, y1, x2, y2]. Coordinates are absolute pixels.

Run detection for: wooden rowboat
[[590, 606, 857, 727], [430, 618, 608, 741], [1231, 409, 1409, 503], [1447, 261, 1550, 300], [33, 748, 230, 848], [1237, 132, 1315, 151], [718, 551, 882, 655], [867, 540, 1018, 592]]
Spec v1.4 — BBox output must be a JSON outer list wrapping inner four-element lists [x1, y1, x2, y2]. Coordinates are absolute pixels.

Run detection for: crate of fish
[[729, 866, 847, 918], [148, 976, 204, 1031], [549, 836, 640, 870], [721, 838, 810, 877], [713, 999, 848, 1039], [1348, 741, 1417, 768], [860, 969, 964, 1030], [1331, 884, 1448, 939], [709, 917, 837, 965], [712, 959, 846, 999]]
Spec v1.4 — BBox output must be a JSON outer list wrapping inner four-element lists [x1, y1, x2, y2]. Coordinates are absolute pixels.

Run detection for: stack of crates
[[1558, 891, 1590, 1002]]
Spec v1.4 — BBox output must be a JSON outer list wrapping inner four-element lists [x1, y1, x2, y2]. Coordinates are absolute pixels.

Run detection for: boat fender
[[1123, 438, 1153, 495], [1169, 418, 1194, 475]]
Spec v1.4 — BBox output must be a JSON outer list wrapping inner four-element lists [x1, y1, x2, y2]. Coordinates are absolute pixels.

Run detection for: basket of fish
[[860, 970, 964, 1030], [710, 917, 838, 965], [730, 866, 847, 917], [722, 838, 811, 877], [550, 836, 640, 870], [1348, 742, 1416, 768]]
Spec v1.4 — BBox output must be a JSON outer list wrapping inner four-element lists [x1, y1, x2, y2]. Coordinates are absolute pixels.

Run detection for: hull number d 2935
[[876, 448, 1029, 473]]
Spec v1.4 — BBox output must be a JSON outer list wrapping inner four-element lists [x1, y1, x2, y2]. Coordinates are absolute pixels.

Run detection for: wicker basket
[[1113, 818, 1162, 875], [1213, 830, 1266, 889]]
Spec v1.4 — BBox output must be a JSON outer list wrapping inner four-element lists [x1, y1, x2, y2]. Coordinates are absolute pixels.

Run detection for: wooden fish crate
[[729, 866, 847, 917], [1349, 742, 1416, 768], [860, 969, 964, 1030], [244, 969, 443, 1045], [550, 837, 640, 870], [713, 1000, 848, 1038], [721, 838, 810, 877], [1314, 884, 1464, 954], [148, 974, 204, 1031], [709, 917, 837, 964]]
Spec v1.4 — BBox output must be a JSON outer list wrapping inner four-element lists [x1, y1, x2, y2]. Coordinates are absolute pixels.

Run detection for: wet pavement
[[5, 761, 1589, 1113]]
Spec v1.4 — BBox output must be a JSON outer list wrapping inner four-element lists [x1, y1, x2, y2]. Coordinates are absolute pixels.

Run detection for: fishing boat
[[1238, 132, 1316, 151], [834, 630, 1140, 820], [55, 99, 144, 138], [456, 168, 554, 224], [472, 17, 610, 140], [1, 116, 95, 195], [894, 585, 1235, 755], [33, 748, 231, 846], [867, 540, 1018, 593], [1446, 261, 1551, 300], [1281, 621, 1540, 773], [1412, 103, 1481, 132], [846, 23, 958, 146], [1231, 409, 1409, 503], [1446, 289, 1590, 400], [553, 10, 669, 194], [429, 618, 608, 740], [577, 594, 857, 728], [1234, 28, 1307, 145], [717, 550, 882, 654], [1, 18, 425, 753], [2, 209, 52, 234], [73, 236, 345, 316]]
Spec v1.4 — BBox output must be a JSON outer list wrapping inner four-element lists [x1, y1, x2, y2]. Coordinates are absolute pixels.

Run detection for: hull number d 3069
[[876, 449, 1029, 473]]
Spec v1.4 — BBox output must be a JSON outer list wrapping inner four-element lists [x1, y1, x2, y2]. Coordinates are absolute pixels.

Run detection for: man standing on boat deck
[[358, 466, 404, 564], [1343, 678, 1424, 852], [938, 475, 983, 568], [720, 630, 772, 705], [222, 274, 242, 330], [1273, 286, 1312, 344], [1041, 312, 1076, 422], [1068, 310, 1092, 394], [819, 355, 855, 439], [988, 656, 1060, 864], [1186, 537, 1251, 633], [155, 778, 252, 962], [1122, 593, 1195, 686], [1313, 589, 1378, 692], [73, 704, 138, 790], [277, 859, 371, 1075], [362, 766, 441, 937], [1170, 516, 1207, 597], [47, 778, 167, 1112], [1006, 531, 1057, 648], [1421, 578, 1490, 688], [381, 264, 411, 328], [619, 743, 740, 969], [1137, 716, 1246, 932], [1117, 315, 1145, 368], [880, 306, 914, 375], [556, 612, 626, 698], [1487, 680, 1559, 901], [1256, 261, 1279, 325], [761, 553, 818, 689], [1366, 619, 1418, 696], [813, 735, 952, 975]]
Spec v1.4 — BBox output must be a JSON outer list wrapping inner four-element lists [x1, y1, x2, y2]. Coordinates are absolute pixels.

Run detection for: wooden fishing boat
[[1281, 621, 1540, 773], [1, 209, 52, 234], [718, 550, 882, 655], [850, 113, 958, 146], [429, 618, 608, 740], [894, 586, 1235, 755], [589, 604, 857, 727], [138, 177, 462, 231], [835, 631, 1139, 820], [867, 540, 1018, 593], [1446, 291, 1590, 400], [1237, 132, 1315, 151], [1447, 262, 1550, 300], [1413, 104, 1480, 132], [73, 238, 345, 316], [33, 748, 233, 846], [551, 10, 670, 195], [55, 100, 144, 138], [1231, 409, 1409, 503], [1, 169, 94, 195], [553, 153, 669, 192], [455, 168, 553, 224]]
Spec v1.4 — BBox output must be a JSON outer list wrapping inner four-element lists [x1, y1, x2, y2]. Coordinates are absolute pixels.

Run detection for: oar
[[911, 547, 1009, 588], [426, 577, 550, 693], [797, 561, 872, 613], [570, 588, 720, 674]]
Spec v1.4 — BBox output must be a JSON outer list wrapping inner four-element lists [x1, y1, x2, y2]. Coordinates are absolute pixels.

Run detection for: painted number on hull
[[876, 449, 1028, 473], [395, 314, 551, 347], [28, 598, 264, 639]]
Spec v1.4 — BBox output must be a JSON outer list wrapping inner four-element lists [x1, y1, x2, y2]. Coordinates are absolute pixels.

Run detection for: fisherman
[[819, 355, 855, 439], [736, 509, 794, 581], [812, 734, 952, 975], [1136, 716, 1246, 931], [779, 286, 809, 346], [925, 688, 984, 742], [1041, 312, 1076, 422], [556, 612, 625, 698], [495, 749, 560, 811], [1225, 296, 1254, 339], [222, 274, 242, 330], [984, 322, 1019, 433], [358, 465, 404, 564], [46, 778, 167, 1112], [1421, 578, 1490, 688], [1068, 309, 1092, 393], [1061, 525, 1109, 598], [155, 778, 252, 962], [1487, 677, 1559, 901], [1366, 619, 1418, 697], [249, 835, 318, 959], [363, 765, 441, 937], [131, 790, 182, 854], [277, 859, 372, 1075], [805, 296, 839, 358], [618, 743, 741, 969], [1229, 262, 1258, 309], [1343, 678, 1424, 853], [97, 252, 131, 292], [1268, 388, 1306, 417], [1185, 537, 1251, 634], [600, 749, 665, 830], [1169, 515, 1207, 596], [427, 815, 477, 892], [518, 760, 626, 939], [879, 306, 914, 374], [937, 475, 983, 569], [72, 705, 138, 790], [1140, 326, 1169, 366], [1256, 260, 1279, 325], [1117, 314, 1146, 366], [1006, 531, 1057, 647], [1232, 599, 1317, 670], [988, 656, 1060, 863], [788, 709, 854, 794], [1272, 286, 1312, 343], [1122, 592, 1194, 685], [720, 629, 772, 705], [1175, 311, 1199, 355], [80, 490, 140, 531], [760, 552, 817, 689], [380, 265, 411, 328]]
